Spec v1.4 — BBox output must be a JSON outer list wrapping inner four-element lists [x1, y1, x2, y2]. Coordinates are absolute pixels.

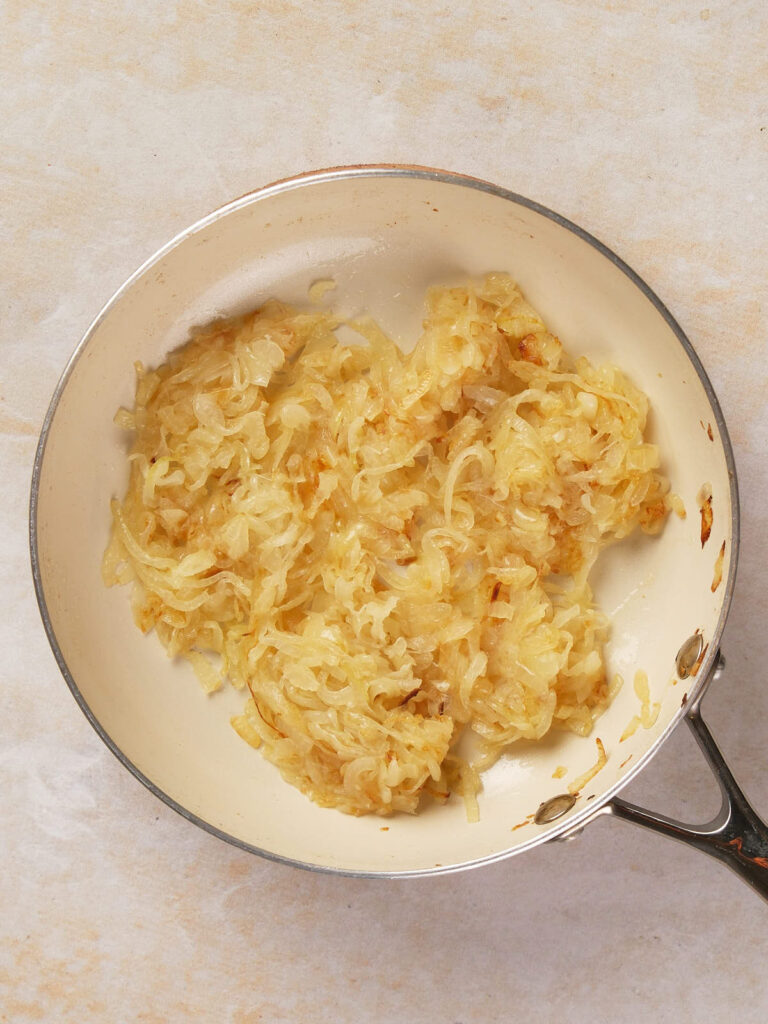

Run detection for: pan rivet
[[676, 633, 704, 679], [534, 793, 577, 824]]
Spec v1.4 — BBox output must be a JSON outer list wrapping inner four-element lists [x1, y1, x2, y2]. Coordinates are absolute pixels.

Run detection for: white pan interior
[[33, 169, 736, 875]]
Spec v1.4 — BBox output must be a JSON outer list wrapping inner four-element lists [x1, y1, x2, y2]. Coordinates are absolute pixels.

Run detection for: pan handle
[[607, 655, 768, 902]]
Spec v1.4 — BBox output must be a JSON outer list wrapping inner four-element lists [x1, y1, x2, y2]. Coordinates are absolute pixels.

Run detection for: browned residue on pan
[[619, 754, 633, 769], [691, 642, 709, 677], [697, 483, 713, 546], [700, 419, 714, 442], [727, 837, 768, 869], [568, 738, 606, 795], [711, 540, 726, 592], [511, 813, 535, 832], [681, 692, 689, 707]]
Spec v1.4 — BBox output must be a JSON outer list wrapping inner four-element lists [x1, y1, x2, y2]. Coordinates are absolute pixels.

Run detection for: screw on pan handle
[[608, 653, 768, 903]]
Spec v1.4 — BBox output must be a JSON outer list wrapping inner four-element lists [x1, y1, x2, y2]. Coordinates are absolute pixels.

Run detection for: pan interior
[[34, 171, 734, 874]]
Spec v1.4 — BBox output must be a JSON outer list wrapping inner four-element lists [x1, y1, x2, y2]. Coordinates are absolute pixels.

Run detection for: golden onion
[[103, 275, 669, 816]]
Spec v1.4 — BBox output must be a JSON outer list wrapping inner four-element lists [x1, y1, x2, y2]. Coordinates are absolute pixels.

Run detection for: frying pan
[[30, 166, 768, 898]]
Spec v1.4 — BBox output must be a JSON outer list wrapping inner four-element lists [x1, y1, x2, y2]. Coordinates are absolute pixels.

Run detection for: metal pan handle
[[607, 654, 768, 902]]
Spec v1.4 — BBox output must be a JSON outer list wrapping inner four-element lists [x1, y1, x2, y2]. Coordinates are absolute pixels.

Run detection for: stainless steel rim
[[29, 164, 741, 878]]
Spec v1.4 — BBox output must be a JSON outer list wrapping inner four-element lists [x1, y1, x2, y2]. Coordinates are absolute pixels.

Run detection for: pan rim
[[29, 163, 741, 877]]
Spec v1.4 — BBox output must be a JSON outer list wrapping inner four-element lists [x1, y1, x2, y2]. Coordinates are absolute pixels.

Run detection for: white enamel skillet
[[30, 166, 768, 898]]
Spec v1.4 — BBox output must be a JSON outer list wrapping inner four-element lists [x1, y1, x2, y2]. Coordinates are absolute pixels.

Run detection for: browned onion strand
[[103, 275, 669, 817]]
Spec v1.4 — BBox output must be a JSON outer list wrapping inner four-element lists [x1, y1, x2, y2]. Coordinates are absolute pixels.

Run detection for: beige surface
[[3, 1, 768, 1021]]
